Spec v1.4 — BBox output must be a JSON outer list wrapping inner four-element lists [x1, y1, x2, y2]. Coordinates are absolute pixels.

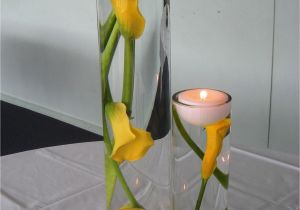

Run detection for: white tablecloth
[[1, 142, 299, 210], [1, 142, 106, 210]]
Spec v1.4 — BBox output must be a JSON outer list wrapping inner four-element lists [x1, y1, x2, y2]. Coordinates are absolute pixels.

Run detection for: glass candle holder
[[172, 88, 232, 210]]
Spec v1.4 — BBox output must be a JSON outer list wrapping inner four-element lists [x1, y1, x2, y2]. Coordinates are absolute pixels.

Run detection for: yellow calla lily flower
[[201, 118, 231, 180], [111, 0, 145, 39], [105, 102, 154, 163]]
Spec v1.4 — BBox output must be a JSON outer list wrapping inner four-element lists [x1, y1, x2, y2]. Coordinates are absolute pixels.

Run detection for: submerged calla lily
[[201, 118, 231, 180], [111, 0, 145, 39], [105, 102, 154, 163]]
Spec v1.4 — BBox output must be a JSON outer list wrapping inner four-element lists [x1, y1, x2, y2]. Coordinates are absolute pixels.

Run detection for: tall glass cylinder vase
[[96, 0, 171, 209], [172, 89, 232, 210]]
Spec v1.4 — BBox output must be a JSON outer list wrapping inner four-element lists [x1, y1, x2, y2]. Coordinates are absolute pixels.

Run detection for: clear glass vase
[[172, 89, 232, 210], [96, 0, 171, 209]]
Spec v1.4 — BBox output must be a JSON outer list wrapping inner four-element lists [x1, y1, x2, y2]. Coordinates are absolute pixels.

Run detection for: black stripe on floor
[[1, 101, 103, 156]]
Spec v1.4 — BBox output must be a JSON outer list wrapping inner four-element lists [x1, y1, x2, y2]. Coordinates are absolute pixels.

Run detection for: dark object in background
[[146, 6, 171, 140], [147, 57, 171, 140], [1, 101, 102, 156]]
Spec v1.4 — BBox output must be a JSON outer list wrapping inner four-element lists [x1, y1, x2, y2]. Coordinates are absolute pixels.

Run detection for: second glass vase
[[172, 89, 232, 210]]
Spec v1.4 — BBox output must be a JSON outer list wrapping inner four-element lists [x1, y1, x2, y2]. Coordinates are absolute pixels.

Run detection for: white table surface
[[1, 142, 299, 210]]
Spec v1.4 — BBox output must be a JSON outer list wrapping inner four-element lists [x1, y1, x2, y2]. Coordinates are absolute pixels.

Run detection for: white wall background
[[2, 0, 298, 156], [172, 0, 275, 150], [1, 0, 102, 133], [269, 0, 299, 154], [171, 0, 299, 160], [1, 0, 299, 168]]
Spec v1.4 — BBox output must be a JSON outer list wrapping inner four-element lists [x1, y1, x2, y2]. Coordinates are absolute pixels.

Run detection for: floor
[[1, 101, 102, 156]]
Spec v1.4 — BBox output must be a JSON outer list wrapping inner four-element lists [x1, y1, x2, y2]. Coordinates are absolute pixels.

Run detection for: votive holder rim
[[172, 88, 232, 108]]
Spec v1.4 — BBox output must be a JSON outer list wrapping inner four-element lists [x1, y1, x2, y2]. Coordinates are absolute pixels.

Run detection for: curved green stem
[[103, 120, 140, 207], [172, 105, 229, 189], [122, 37, 135, 117], [101, 22, 120, 81], [112, 161, 141, 207], [100, 20, 119, 210], [101, 21, 141, 208], [101, 20, 119, 153], [195, 179, 208, 210], [100, 12, 117, 51], [101, 22, 120, 102]]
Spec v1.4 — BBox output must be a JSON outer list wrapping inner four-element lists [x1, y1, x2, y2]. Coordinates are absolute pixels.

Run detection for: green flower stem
[[172, 105, 229, 189], [101, 21, 141, 208], [112, 161, 141, 207], [195, 179, 208, 210], [100, 12, 117, 51], [122, 37, 135, 117], [103, 103, 139, 208], [101, 22, 120, 101], [101, 20, 119, 153], [103, 121, 141, 207], [213, 167, 228, 189], [100, 21, 118, 209]]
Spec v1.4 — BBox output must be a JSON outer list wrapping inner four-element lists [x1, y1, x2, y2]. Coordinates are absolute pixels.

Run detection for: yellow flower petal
[[111, 0, 145, 39], [126, 127, 154, 161], [111, 126, 154, 163], [105, 102, 136, 160], [201, 118, 231, 180], [106, 102, 154, 163]]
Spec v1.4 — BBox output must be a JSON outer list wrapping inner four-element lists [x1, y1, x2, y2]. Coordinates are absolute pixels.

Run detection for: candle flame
[[200, 90, 208, 101]]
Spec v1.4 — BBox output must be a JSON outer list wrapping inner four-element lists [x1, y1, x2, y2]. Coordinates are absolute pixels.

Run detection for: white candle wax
[[178, 89, 228, 106], [174, 88, 231, 126]]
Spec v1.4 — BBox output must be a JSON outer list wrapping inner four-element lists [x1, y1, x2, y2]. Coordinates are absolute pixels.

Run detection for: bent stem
[[100, 12, 117, 51], [112, 159, 141, 207], [101, 20, 141, 208], [103, 118, 141, 208], [101, 22, 120, 99], [195, 179, 208, 210], [172, 105, 229, 189]]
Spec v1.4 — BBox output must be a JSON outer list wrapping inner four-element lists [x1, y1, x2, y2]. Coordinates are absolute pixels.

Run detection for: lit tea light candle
[[173, 88, 231, 126], [178, 89, 228, 106]]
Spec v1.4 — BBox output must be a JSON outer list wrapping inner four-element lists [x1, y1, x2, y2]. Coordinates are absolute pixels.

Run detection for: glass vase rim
[[172, 88, 232, 108]]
